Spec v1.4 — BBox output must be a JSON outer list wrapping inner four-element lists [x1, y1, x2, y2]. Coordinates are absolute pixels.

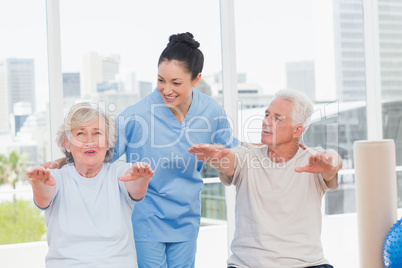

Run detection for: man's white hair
[[271, 88, 314, 129]]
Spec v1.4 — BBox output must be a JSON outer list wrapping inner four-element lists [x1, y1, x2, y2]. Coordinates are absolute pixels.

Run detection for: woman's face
[[157, 60, 201, 115], [64, 116, 110, 172]]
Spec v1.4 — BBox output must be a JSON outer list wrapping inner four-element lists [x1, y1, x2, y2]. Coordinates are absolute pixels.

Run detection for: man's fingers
[[295, 166, 308, 173], [222, 148, 231, 155], [314, 153, 333, 167], [199, 143, 211, 149]]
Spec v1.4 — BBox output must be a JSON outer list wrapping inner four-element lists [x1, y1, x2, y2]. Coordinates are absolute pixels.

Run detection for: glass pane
[[379, 1, 402, 208], [234, 1, 366, 266], [201, 182, 226, 220], [59, 0, 223, 225], [0, 0, 49, 244], [234, 0, 367, 215], [59, 0, 222, 116], [325, 171, 356, 215], [59, 0, 222, 175]]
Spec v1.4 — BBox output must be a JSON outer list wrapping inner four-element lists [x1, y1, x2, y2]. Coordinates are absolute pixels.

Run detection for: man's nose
[[263, 116, 272, 127]]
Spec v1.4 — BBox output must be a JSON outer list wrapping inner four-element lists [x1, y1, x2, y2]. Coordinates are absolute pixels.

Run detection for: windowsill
[[3, 200, 402, 267], [0, 220, 229, 268]]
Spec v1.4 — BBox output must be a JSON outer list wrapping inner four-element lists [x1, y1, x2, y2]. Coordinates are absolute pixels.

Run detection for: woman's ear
[[192, 73, 202, 87], [64, 139, 71, 153]]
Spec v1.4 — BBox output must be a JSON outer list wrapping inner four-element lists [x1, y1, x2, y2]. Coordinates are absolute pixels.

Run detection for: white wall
[[0, 223, 228, 268], [0, 242, 47, 268]]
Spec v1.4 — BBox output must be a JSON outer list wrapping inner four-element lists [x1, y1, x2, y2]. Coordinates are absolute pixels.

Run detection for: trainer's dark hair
[[158, 32, 204, 80]]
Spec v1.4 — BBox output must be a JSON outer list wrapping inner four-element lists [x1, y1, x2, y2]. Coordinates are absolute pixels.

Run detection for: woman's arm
[[27, 167, 57, 208], [118, 162, 154, 200]]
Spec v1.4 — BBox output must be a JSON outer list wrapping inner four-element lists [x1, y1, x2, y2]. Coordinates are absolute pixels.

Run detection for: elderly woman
[[27, 102, 153, 268]]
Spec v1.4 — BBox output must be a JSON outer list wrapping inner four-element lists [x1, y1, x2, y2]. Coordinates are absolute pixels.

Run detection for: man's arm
[[295, 148, 343, 190], [321, 149, 343, 189], [188, 144, 237, 183], [27, 167, 57, 208], [118, 162, 154, 200]]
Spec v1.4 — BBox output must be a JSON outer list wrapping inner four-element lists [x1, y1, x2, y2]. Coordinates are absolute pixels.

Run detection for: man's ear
[[293, 125, 305, 139]]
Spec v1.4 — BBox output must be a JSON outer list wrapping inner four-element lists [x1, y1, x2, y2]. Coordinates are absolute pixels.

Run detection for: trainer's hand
[[41, 161, 59, 169]]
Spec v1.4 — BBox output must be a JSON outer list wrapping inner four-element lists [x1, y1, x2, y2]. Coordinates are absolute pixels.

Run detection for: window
[[1, 2, 400, 268], [0, 0, 49, 245], [234, 0, 366, 266], [379, 0, 402, 207], [59, 0, 225, 220]]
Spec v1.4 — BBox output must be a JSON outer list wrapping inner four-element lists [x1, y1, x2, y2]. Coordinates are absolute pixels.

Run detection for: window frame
[[45, 0, 387, 257]]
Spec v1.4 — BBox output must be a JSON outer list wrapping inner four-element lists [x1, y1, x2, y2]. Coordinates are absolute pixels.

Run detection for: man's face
[[261, 98, 300, 147]]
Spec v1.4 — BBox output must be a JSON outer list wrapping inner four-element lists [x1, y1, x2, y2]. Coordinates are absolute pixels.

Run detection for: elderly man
[[189, 89, 342, 268], [27, 102, 154, 268]]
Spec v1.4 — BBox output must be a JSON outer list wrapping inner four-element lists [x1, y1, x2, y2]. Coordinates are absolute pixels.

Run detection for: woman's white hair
[[56, 102, 117, 163], [271, 88, 314, 129]]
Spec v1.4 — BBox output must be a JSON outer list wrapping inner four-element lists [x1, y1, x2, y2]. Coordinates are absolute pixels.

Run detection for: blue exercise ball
[[384, 217, 402, 267]]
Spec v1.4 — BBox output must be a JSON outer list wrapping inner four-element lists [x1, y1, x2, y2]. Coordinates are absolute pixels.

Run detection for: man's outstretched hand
[[295, 152, 334, 174], [188, 144, 230, 164]]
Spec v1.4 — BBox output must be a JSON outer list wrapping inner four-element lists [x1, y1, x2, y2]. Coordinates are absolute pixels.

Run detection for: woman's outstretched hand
[[27, 166, 56, 186]]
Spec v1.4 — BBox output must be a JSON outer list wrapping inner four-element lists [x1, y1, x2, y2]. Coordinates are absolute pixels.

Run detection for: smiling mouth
[[85, 150, 97, 155], [164, 95, 177, 100]]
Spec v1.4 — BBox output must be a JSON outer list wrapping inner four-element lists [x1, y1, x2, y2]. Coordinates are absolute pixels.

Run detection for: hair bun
[[168, 32, 200, 49]]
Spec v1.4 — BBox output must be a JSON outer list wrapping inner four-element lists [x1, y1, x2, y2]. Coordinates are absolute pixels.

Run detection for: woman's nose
[[162, 85, 173, 95], [84, 139, 97, 147]]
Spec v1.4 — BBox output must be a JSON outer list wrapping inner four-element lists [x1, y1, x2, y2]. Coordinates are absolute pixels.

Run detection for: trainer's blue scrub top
[[113, 88, 240, 242]]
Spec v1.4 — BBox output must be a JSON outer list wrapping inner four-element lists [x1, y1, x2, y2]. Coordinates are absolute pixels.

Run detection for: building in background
[[212, 72, 272, 109], [286, 60, 316, 101], [333, 0, 402, 101], [11, 102, 32, 135], [63, 73, 80, 98], [333, 0, 365, 101], [0, 58, 35, 134], [119, 72, 137, 94], [194, 79, 211, 96], [9, 110, 50, 166], [377, 1, 402, 99], [81, 52, 120, 97], [139, 81, 153, 98]]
